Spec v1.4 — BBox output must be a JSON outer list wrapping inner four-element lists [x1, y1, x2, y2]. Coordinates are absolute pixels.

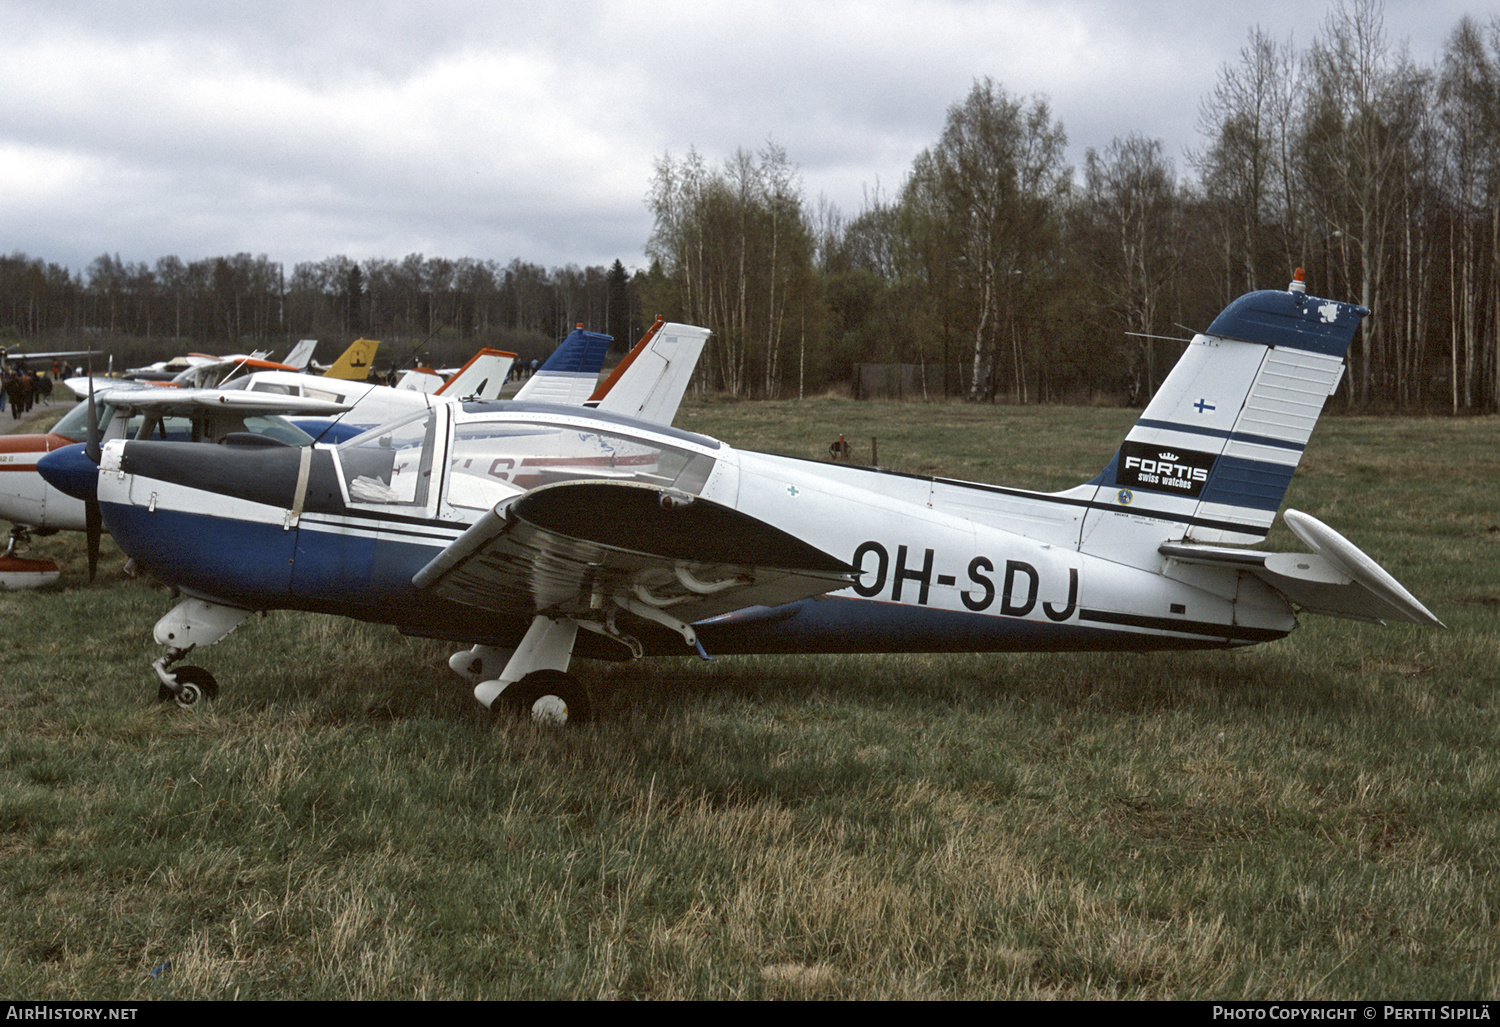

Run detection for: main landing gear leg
[[150, 598, 252, 708], [474, 615, 590, 726]]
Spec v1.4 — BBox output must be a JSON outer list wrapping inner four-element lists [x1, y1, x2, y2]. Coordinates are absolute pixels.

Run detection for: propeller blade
[[85, 375, 101, 465], [85, 499, 101, 582]]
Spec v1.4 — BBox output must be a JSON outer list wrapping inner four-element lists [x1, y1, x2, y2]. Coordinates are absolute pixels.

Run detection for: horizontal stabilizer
[[1160, 508, 1443, 627]]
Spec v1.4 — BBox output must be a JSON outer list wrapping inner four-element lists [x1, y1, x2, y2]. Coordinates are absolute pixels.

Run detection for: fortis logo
[[1123, 452, 1209, 483], [1117, 441, 1215, 497]]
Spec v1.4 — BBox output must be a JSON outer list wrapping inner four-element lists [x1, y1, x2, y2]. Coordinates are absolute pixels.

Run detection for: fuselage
[[0, 430, 85, 530], [92, 399, 1297, 658]]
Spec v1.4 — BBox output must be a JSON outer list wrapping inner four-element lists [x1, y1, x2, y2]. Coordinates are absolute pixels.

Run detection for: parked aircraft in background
[[389, 348, 515, 396], [42, 277, 1440, 721], [240, 348, 519, 444], [586, 316, 709, 425], [247, 326, 611, 443], [118, 337, 378, 390], [11, 320, 706, 585], [2, 328, 611, 561], [281, 339, 319, 372]]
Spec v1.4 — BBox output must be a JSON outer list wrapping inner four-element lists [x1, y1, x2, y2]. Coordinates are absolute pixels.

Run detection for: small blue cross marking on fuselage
[[787, 484, 800, 497], [1194, 398, 1216, 413]]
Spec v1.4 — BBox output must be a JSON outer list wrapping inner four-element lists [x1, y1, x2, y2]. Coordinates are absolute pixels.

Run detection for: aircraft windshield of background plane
[[53, 399, 118, 439], [445, 412, 718, 512], [51, 401, 314, 446]]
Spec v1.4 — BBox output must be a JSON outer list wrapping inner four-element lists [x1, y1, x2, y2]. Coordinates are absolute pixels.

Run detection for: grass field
[[2, 397, 1497, 999]]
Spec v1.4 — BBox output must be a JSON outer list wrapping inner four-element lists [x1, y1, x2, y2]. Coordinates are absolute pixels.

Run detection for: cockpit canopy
[[332, 404, 719, 514]]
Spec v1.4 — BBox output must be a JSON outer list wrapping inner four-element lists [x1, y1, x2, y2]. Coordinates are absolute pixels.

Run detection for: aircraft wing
[[63, 376, 160, 401], [1160, 509, 1443, 627], [413, 480, 854, 635], [2, 347, 96, 362], [105, 388, 353, 418]]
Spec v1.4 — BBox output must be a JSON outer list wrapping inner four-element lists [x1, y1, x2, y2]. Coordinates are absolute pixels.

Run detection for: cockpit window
[[53, 400, 116, 440], [251, 380, 345, 404], [445, 417, 716, 511], [336, 409, 439, 506]]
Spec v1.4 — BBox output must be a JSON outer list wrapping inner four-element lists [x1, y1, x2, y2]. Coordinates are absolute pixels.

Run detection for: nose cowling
[[36, 443, 98, 502]]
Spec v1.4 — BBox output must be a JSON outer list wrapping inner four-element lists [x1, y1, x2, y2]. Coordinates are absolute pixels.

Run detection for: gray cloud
[[0, 0, 1482, 276]]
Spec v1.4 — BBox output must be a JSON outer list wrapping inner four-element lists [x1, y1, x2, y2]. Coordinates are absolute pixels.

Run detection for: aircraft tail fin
[[589, 317, 664, 404], [513, 326, 612, 406], [282, 339, 318, 371], [324, 338, 380, 380], [1080, 271, 1366, 550], [591, 320, 710, 425], [436, 348, 516, 402]]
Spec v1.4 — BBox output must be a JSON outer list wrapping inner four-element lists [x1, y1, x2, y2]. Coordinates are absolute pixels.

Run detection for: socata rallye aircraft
[[41, 274, 1441, 723]]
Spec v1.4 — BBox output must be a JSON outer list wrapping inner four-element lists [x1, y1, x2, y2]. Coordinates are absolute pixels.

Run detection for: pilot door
[[289, 407, 451, 609]]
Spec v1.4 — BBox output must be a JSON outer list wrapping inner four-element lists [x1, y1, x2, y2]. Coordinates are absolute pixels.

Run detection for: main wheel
[[504, 670, 591, 726], [158, 665, 220, 708]]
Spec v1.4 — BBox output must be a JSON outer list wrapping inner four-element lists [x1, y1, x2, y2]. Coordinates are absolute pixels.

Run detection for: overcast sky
[[0, 0, 1484, 278]]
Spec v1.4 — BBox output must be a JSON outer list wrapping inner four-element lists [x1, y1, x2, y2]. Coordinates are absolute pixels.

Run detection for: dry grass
[[2, 400, 1498, 998]]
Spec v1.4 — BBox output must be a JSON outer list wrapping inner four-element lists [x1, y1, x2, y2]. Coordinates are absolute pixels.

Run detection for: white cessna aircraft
[[41, 276, 1441, 721]]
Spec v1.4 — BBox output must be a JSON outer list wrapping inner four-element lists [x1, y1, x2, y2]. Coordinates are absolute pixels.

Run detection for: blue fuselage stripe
[[692, 596, 1283, 655]]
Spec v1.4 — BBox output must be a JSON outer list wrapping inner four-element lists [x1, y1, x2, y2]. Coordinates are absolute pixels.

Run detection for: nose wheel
[[153, 658, 220, 708]]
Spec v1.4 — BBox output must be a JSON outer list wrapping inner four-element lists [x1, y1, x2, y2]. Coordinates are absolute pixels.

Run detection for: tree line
[[643, 2, 1500, 412], [4, 2, 1498, 411], [0, 251, 640, 371]]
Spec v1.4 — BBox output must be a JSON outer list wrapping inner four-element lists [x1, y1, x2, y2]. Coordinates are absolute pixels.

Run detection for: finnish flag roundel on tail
[[1084, 271, 1366, 548]]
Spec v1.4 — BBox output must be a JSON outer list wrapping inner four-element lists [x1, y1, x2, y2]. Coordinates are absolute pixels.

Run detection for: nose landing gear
[[148, 598, 248, 707], [152, 655, 220, 708]]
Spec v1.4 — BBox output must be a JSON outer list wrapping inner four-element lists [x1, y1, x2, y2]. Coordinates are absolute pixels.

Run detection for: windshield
[[53, 399, 117, 440], [445, 416, 716, 511]]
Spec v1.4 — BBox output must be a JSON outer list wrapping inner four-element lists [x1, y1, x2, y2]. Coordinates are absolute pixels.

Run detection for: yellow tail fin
[[323, 338, 379, 380]]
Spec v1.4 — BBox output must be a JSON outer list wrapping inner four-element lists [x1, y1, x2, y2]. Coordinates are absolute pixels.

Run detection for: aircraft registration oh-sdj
[[48, 277, 1441, 720]]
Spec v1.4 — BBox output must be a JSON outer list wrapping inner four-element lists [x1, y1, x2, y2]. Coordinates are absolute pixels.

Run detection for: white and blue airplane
[[40, 276, 1441, 721]]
